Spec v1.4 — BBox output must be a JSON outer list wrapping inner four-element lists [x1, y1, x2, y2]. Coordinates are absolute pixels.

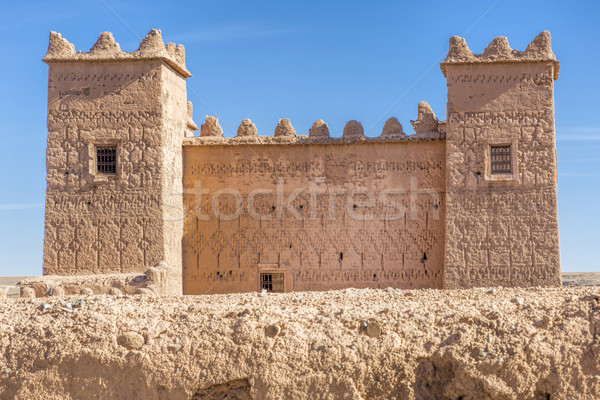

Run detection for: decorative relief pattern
[[446, 71, 554, 85], [444, 63, 560, 288], [182, 143, 446, 294], [43, 60, 187, 290]]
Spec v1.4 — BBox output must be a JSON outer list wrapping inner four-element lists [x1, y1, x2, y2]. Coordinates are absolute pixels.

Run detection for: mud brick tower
[[441, 32, 561, 288], [42, 30, 195, 294]]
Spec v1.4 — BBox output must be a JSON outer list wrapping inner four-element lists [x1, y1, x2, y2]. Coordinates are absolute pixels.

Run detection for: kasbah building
[[21, 28, 561, 297]]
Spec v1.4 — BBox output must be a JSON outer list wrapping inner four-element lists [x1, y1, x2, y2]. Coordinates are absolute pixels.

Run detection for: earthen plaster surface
[[2, 286, 599, 399], [182, 141, 446, 294]]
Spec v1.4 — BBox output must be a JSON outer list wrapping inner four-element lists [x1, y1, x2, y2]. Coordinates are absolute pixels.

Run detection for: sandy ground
[[1, 285, 600, 399], [3, 272, 600, 298]]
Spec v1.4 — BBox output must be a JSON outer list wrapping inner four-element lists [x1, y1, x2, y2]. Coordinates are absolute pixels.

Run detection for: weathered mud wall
[[1, 287, 599, 399], [42, 30, 190, 294], [442, 32, 561, 288], [182, 141, 446, 294]]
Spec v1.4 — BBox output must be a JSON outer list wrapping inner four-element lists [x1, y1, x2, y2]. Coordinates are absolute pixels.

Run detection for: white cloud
[[556, 127, 600, 142], [0, 203, 43, 211], [559, 158, 600, 162], [557, 135, 600, 142]]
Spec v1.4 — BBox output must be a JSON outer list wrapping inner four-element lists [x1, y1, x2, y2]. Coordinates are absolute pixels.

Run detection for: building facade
[[39, 29, 561, 296]]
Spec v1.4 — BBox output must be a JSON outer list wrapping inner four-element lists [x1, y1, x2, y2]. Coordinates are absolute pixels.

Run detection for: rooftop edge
[[440, 31, 560, 80], [42, 29, 191, 78]]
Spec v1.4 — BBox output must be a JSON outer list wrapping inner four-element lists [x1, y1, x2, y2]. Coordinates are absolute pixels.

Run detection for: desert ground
[[1, 279, 600, 399], [3, 272, 599, 297], [561, 272, 600, 287]]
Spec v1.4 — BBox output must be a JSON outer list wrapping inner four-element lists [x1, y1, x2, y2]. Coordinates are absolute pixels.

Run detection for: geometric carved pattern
[[444, 64, 561, 289], [183, 142, 446, 294], [43, 63, 179, 278]]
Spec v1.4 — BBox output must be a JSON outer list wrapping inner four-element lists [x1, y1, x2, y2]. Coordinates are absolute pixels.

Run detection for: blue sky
[[0, 0, 598, 276]]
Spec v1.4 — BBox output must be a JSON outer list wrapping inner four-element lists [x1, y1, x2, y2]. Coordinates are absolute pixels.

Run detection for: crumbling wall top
[[43, 29, 191, 77], [184, 116, 445, 146], [440, 31, 559, 80], [410, 101, 444, 138]]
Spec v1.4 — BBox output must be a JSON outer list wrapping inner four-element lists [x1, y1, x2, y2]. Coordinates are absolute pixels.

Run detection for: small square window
[[490, 145, 511, 174], [260, 272, 285, 293], [96, 146, 117, 175]]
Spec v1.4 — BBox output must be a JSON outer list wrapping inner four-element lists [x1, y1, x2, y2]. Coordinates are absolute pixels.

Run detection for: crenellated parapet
[[184, 112, 444, 146], [410, 101, 445, 138], [42, 29, 191, 77], [380, 117, 405, 139], [441, 31, 559, 80], [309, 120, 330, 139], [274, 118, 296, 137]]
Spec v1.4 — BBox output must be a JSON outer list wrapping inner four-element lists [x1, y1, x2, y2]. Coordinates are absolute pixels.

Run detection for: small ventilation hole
[[339, 252, 343, 261]]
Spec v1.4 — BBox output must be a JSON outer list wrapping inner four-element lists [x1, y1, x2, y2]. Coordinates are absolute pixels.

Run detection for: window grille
[[260, 272, 285, 293], [490, 145, 511, 174], [96, 146, 117, 174]]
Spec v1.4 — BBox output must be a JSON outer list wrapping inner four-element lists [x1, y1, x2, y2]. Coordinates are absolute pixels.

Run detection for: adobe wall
[[43, 60, 164, 275], [442, 32, 561, 288], [42, 30, 192, 294], [2, 287, 599, 399], [159, 55, 191, 294], [37, 29, 562, 296], [182, 138, 446, 294]]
